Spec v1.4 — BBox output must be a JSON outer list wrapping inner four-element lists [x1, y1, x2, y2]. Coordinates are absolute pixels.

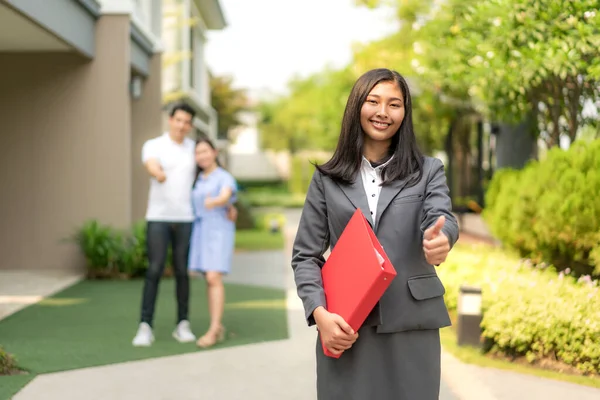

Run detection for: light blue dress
[[188, 167, 237, 274]]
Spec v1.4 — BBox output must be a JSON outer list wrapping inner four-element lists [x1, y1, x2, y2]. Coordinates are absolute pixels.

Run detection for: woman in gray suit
[[291, 68, 459, 399]]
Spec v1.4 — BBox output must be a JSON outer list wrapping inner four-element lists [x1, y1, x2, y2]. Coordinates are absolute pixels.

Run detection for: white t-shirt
[[142, 133, 196, 222]]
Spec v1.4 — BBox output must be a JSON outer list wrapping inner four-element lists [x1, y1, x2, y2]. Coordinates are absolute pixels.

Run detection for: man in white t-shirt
[[132, 103, 236, 346]]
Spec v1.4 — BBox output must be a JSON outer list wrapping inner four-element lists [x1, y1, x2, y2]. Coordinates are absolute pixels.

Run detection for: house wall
[[0, 15, 160, 271], [131, 54, 163, 222]]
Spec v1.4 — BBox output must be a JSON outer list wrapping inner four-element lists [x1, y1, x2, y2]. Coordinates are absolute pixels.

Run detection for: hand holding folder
[[319, 208, 397, 358]]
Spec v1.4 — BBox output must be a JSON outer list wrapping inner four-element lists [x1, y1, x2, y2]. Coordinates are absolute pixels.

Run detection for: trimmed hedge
[[483, 140, 600, 277], [439, 245, 600, 375]]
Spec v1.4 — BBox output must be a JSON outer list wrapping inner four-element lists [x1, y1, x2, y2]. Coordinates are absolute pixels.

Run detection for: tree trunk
[[566, 76, 581, 143], [453, 117, 473, 199]]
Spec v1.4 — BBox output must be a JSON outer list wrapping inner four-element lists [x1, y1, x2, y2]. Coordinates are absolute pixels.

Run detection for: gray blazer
[[291, 156, 459, 334]]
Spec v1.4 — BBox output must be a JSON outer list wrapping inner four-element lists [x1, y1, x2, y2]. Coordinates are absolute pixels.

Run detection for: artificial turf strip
[[0, 278, 288, 398], [0, 374, 35, 400]]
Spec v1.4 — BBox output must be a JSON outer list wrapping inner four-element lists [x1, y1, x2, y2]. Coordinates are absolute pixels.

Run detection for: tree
[[369, 0, 600, 148], [351, 0, 465, 153], [258, 67, 356, 153], [210, 74, 249, 140]]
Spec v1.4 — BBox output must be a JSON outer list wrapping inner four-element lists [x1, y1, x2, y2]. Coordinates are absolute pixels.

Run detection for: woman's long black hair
[[315, 68, 424, 187], [193, 136, 220, 187]]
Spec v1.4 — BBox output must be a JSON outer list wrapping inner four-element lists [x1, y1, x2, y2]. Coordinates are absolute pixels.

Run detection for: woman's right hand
[[313, 306, 359, 355]]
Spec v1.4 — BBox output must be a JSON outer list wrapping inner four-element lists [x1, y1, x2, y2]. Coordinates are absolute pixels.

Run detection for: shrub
[[483, 140, 600, 277], [234, 195, 257, 230], [120, 220, 148, 277], [288, 154, 329, 196], [255, 212, 286, 232], [73, 220, 149, 279], [238, 190, 306, 209], [73, 202, 275, 277], [288, 155, 308, 195], [72, 220, 129, 279], [0, 346, 19, 375], [439, 245, 600, 375]]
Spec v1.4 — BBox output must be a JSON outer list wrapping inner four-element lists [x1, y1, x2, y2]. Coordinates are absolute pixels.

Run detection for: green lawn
[[0, 278, 288, 399], [235, 229, 284, 251]]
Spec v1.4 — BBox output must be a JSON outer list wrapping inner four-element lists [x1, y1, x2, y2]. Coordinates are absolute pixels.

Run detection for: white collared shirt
[[360, 156, 394, 221]]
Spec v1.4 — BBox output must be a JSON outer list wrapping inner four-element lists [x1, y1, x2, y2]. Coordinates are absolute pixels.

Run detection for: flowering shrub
[[439, 244, 600, 374], [483, 139, 600, 277]]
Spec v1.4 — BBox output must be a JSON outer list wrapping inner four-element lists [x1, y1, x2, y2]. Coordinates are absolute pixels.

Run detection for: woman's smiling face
[[360, 80, 405, 146], [195, 141, 218, 170]]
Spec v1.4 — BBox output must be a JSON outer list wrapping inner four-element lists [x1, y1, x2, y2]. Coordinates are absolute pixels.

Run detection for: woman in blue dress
[[188, 137, 237, 348]]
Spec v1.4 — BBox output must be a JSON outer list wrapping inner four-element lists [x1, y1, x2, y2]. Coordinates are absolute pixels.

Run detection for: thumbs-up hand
[[423, 216, 450, 265]]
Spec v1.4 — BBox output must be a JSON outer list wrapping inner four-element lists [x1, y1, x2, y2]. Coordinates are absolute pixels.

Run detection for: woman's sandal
[[196, 326, 226, 348]]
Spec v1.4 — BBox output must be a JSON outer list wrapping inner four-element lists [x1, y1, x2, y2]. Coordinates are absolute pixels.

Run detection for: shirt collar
[[361, 155, 394, 172]]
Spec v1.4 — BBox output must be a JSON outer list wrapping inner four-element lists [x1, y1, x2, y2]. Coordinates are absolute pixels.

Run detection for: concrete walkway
[[0, 269, 82, 321], [2, 209, 600, 399]]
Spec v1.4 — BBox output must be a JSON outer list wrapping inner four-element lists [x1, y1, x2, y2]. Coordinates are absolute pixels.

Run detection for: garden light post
[[457, 285, 483, 347]]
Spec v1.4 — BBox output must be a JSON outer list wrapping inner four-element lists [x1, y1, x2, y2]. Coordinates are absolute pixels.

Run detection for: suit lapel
[[373, 176, 412, 231], [336, 179, 374, 227]]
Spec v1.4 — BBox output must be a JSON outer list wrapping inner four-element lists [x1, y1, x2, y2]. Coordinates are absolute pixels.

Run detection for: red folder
[[320, 208, 397, 358]]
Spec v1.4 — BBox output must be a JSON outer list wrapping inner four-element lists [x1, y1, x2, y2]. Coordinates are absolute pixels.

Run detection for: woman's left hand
[[423, 216, 450, 265]]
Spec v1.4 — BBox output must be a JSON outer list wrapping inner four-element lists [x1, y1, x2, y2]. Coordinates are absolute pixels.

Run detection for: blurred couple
[[132, 102, 238, 348]]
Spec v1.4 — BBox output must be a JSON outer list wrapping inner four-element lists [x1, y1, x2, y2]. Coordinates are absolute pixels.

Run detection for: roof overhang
[[193, 0, 226, 30], [0, 0, 100, 58]]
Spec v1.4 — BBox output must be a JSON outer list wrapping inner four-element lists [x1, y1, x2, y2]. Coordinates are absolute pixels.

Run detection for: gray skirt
[[316, 326, 441, 400]]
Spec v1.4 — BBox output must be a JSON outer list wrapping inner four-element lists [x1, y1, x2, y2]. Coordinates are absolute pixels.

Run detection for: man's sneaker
[[132, 322, 154, 347], [172, 320, 196, 343]]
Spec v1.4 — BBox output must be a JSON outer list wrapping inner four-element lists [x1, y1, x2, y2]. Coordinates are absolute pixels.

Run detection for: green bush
[[73, 220, 147, 279], [234, 196, 257, 230], [238, 191, 306, 208], [237, 180, 287, 191], [439, 245, 600, 375], [288, 155, 328, 196], [72, 220, 129, 279], [0, 345, 19, 375], [73, 202, 277, 277], [120, 220, 148, 276], [288, 155, 309, 195], [483, 140, 600, 276], [237, 176, 305, 209]]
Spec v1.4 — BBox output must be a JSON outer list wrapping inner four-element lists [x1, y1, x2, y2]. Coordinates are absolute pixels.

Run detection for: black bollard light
[[456, 285, 483, 347], [269, 218, 280, 234]]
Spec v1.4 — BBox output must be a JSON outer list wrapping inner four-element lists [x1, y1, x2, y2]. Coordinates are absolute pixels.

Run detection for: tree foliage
[[260, 0, 600, 152], [377, 0, 600, 148], [210, 74, 249, 140], [258, 67, 356, 153]]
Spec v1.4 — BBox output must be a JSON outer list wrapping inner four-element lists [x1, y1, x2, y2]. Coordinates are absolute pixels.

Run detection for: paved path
[[0, 269, 82, 321], [2, 208, 600, 399], [4, 216, 456, 400]]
